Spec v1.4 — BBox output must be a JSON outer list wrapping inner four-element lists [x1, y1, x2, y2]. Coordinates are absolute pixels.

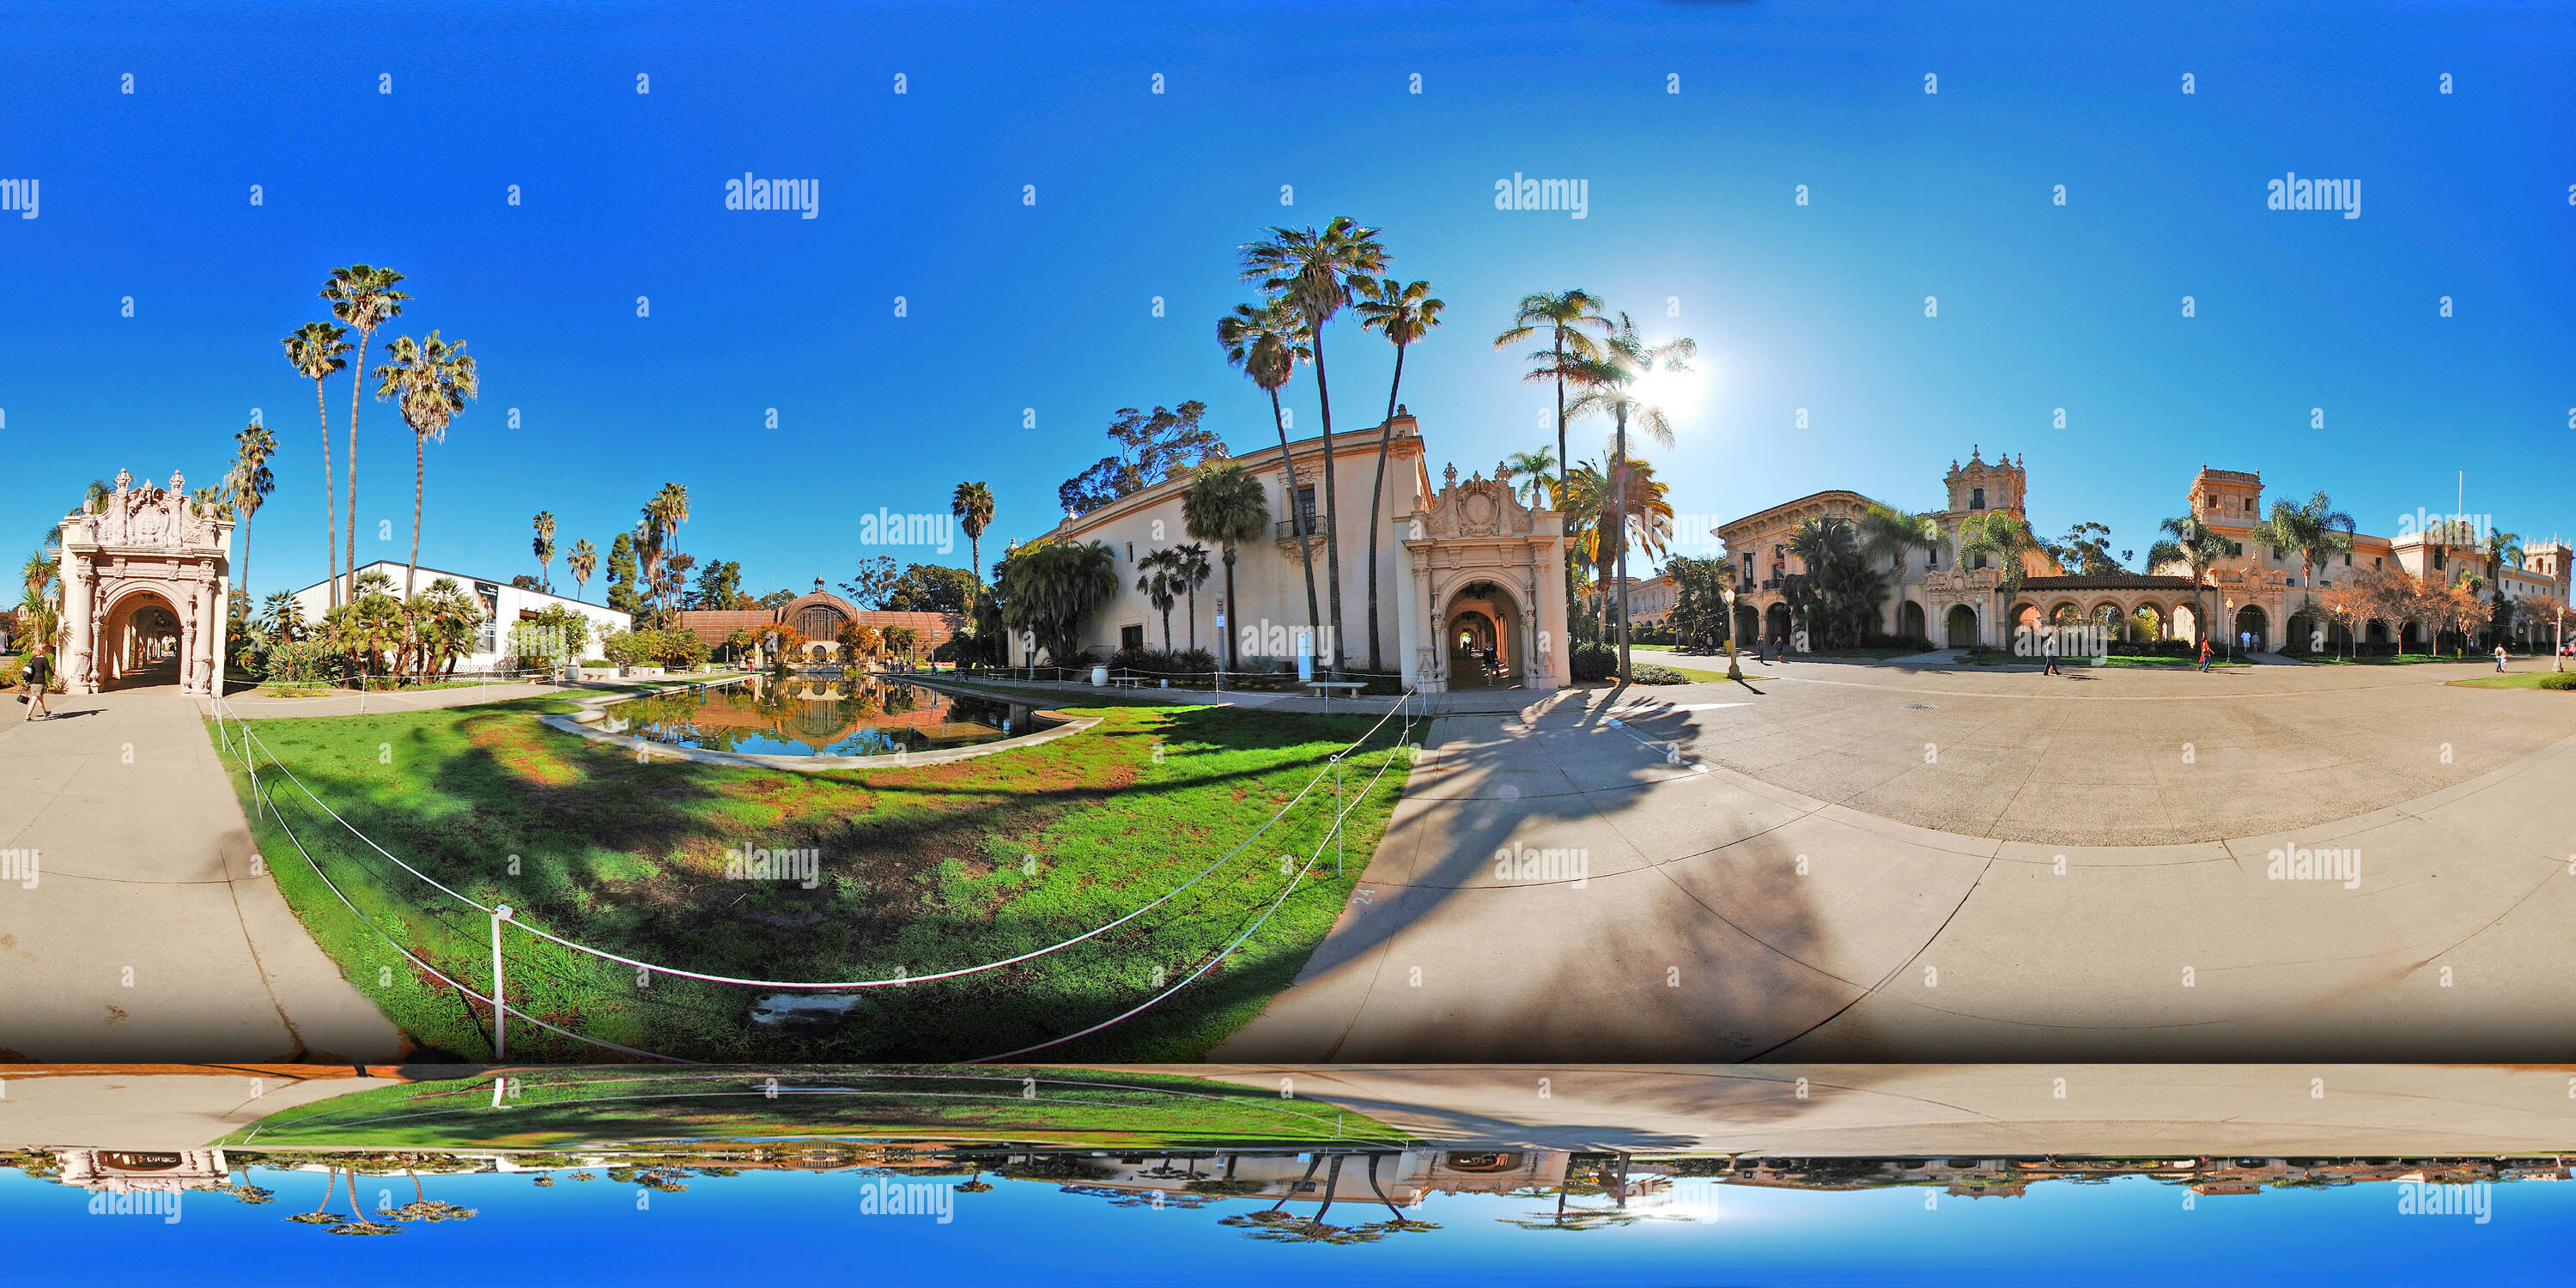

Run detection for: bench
[[1304, 680, 1367, 708]]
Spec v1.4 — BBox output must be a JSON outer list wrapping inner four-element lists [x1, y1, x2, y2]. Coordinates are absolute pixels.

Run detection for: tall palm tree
[[283, 321, 353, 608], [1857, 503, 1947, 634], [567, 538, 598, 603], [2252, 490, 2356, 646], [1240, 216, 1387, 677], [2146, 513, 2234, 648], [227, 420, 277, 617], [2480, 525, 2525, 648], [531, 512, 557, 592], [1181, 460, 1269, 673], [1173, 542, 1212, 653], [374, 330, 477, 602], [647, 483, 690, 615], [1958, 510, 2047, 653], [951, 480, 994, 588], [1217, 300, 1321, 659], [1564, 313, 1697, 681], [1352, 275, 1444, 674], [322, 264, 409, 605], [1501, 447, 1559, 508], [1496, 289, 1613, 628], [1135, 547, 1182, 651]]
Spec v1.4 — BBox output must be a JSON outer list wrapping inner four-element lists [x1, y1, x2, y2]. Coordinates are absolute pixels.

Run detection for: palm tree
[[227, 419, 277, 617], [531, 512, 557, 592], [1135, 547, 1181, 651], [1502, 447, 1559, 507], [1182, 460, 1270, 673], [283, 321, 353, 608], [1957, 510, 2047, 653], [567, 538, 598, 603], [322, 264, 409, 605], [951, 481, 994, 587], [1217, 300, 1322, 659], [1352, 275, 1444, 674], [1241, 216, 1388, 677], [1858, 503, 1947, 634], [2146, 513, 2234, 648], [2251, 491, 2356, 647], [1173, 542, 1212, 653], [1496, 289, 1613, 627], [1564, 312, 1697, 682], [647, 483, 690, 614], [2480, 526, 2525, 648], [259, 590, 306, 645], [374, 330, 477, 605]]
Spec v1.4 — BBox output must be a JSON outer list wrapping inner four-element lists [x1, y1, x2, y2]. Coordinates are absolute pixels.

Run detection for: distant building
[[287, 561, 631, 669], [674, 580, 963, 662]]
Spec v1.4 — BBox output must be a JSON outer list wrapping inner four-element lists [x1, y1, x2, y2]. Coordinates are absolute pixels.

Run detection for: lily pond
[[602, 675, 1048, 758]]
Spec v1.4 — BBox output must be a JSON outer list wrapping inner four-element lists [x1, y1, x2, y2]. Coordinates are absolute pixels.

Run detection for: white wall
[[285, 561, 633, 669]]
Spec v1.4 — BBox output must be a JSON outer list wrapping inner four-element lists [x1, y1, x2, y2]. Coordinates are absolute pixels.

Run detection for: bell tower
[[1942, 447, 2027, 515]]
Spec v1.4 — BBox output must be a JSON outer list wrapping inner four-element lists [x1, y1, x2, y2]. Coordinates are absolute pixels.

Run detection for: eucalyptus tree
[[283, 321, 353, 607], [1240, 216, 1386, 677], [322, 264, 408, 605], [374, 330, 477, 598], [1352, 275, 1444, 674], [1182, 460, 1270, 673], [1217, 300, 1321, 657]]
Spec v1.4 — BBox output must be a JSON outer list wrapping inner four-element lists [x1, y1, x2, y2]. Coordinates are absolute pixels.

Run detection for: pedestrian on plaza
[[2197, 637, 2214, 673], [2041, 626, 2060, 676], [21, 645, 52, 719], [2494, 642, 2509, 673]]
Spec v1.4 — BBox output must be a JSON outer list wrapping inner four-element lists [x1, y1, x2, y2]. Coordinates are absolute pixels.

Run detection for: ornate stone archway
[[1399, 463, 1571, 692], [57, 469, 233, 697]]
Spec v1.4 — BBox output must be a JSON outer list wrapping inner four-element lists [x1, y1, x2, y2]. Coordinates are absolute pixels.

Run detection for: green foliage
[[882, 562, 978, 615], [1058, 402, 1225, 518], [686, 559, 744, 611], [606, 531, 641, 617], [2540, 671, 2576, 691], [997, 539, 1119, 666]]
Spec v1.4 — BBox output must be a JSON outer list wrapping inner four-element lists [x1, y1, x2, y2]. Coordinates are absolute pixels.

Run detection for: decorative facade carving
[[56, 467, 233, 697]]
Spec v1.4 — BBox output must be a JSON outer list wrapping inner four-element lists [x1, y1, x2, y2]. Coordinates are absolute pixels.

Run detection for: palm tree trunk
[[1363, 341, 1409, 675], [1271, 1152, 1326, 1213], [1272, 389, 1322, 665], [1160, 604, 1172, 652], [1363, 1153, 1404, 1221], [238, 510, 252, 625], [1184, 583, 1198, 653], [407, 434, 425, 676], [1312, 324, 1347, 677], [1613, 409, 1631, 683], [316, 379, 335, 611], [346, 325, 370, 609], [1222, 547, 1240, 671]]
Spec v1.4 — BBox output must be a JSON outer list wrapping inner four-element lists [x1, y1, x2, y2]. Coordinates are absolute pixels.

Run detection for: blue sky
[[4, 0, 2572, 605], [6, 1166, 2569, 1286]]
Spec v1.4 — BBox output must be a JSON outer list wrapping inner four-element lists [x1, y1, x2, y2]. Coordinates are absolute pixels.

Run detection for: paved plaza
[[1213, 658, 2576, 1063]]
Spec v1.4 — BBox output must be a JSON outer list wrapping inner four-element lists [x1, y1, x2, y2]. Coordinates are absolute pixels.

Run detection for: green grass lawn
[[2450, 671, 2576, 690], [219, 1065, 1411, 1151], [210, 695, 1413, 1064]]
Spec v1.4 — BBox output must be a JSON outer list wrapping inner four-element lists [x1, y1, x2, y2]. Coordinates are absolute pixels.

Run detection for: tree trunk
[[1312, 323, 1346, 677], [346, 324, 371, 609], [1273, 389, 1321, 665], [315, 379, 336, 611], [1222, 548, 1240, 671], [1613, 407, 1631, 683], [407, 434, 425, 676], [1363, 342, 1408, 675]]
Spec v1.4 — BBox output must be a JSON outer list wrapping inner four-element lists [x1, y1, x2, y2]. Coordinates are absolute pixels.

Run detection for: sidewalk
[[0, 688, 403, 1061]]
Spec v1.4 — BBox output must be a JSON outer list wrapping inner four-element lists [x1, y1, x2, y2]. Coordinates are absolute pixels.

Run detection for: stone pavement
[[1151, 1063, 2576, 1155], [0, 1066, 409, 1149], [1212, 661, 2576, 1063], [0, 688, 403, 1061]]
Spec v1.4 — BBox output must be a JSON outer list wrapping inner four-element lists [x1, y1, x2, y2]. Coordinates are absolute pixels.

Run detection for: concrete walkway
[[0, 1066, 409, 1149], [1156, 1063, 2576, 1155], [0, 688, 403, 1061], [1212, 662, 2576, 1063]]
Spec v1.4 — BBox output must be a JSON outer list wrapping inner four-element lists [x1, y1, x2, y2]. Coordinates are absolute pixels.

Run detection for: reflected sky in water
[[8, 1158, 2567, 1286], [615, 677, 1038, 758]]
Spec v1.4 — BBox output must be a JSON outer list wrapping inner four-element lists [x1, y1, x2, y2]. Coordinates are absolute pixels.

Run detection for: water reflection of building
[[1007, 1147, 1570, 1206], [58, 1149, 231, 1194]]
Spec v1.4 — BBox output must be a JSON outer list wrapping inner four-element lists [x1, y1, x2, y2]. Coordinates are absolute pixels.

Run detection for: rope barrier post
[[490, 903, 514, 1060], [1333, 753, 1344, 878]]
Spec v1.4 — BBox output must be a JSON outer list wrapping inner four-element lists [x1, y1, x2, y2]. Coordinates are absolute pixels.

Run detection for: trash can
[[1090, 665, 1109, 687]]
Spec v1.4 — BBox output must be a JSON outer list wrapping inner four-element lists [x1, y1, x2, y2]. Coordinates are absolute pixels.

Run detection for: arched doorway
[[1735, 604, 1759, 649], [1442, 580, 1523, 690], [1765, 602, 1791, 645], [1944, 604, 1978, 648], [1898, 600, 1926, 641], [97, 588, 186, 690], [2234, 605, 2269, 651]]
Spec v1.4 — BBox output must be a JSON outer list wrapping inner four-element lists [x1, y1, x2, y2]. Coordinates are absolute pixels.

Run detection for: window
[[1741, 553, 1753, 580], [1973, 552, 1987, 570], [2433, 550, 2445, 570], [1126, 542, 1134, 562], [1294, 486, 1317, 534], [2244, 498, 2254, 513], [1120, 624, 1145, 650], [1971, 487, 1986, 510], [2373, 556, 2383, 568]]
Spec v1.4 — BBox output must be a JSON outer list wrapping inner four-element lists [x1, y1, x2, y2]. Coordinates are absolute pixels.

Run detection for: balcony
[[1274, 517, 1323, 545]]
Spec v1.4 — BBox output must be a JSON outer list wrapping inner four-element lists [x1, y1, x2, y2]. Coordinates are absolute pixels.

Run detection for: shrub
[[2539, 671, 2576, 691], [1571, 641, 1618, 682], [1629, 663, 1688, 684], [262, 638, 342, 684]]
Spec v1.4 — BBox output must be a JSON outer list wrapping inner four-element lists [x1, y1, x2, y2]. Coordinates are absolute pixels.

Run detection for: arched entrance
[[2234, 605, 2269, 651], [1944, 604, 1978, 648], [1898, 600, 1926, 641], [1735, 604, 1759, 649], [1765, 601, 1791, 645], [96, 588, 185, 690], [1442, 580, 1523, 690]]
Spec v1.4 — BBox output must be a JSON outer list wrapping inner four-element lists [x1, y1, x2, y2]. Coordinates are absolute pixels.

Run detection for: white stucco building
[[288, 560, 632, 670], [1011, 410, 1573, 692]]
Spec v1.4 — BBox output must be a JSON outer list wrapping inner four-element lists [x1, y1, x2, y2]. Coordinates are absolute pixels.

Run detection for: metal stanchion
[[490, 903, 514, 1060]]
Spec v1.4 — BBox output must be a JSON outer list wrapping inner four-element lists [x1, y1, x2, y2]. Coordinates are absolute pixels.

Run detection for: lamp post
[[1723, 584, 1742, 681], [2224, 598, 2236, 663]]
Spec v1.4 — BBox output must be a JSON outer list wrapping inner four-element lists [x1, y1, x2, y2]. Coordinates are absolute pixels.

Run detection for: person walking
[[2494, 642, 2509, 673], [2041, 626, 2060, 676], [21, 645, 53, 719], [2197, 637, 2214, 673]]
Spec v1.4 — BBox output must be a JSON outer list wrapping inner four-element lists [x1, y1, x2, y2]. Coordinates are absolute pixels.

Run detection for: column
[[62, 550, 96, 694]]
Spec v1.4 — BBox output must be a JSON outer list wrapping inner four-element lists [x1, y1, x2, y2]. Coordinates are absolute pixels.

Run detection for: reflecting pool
[[605, 676, 1048, 757]]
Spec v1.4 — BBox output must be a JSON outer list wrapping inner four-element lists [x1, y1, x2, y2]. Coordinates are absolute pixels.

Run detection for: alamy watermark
[[1493, 173, 1588, 219], [724, 173, 819, 218], [857, 508, 954, 553], [2267, 839, 2360, 889], [0, 178, 36, 220], [0, 848, 35, 890], [854, 1176, 955, 1223], [2396, 1181, 2491, 1224], [88, 1190, 181, 1223], [725, 842, 821, 889], [1492, 842, 1588, 888], [2266, 171, 2360, 219]]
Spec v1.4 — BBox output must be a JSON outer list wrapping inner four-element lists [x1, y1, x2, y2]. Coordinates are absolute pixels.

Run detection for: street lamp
[[1723, 583, 1742, 681], [2224, 598, 2235, 663]]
